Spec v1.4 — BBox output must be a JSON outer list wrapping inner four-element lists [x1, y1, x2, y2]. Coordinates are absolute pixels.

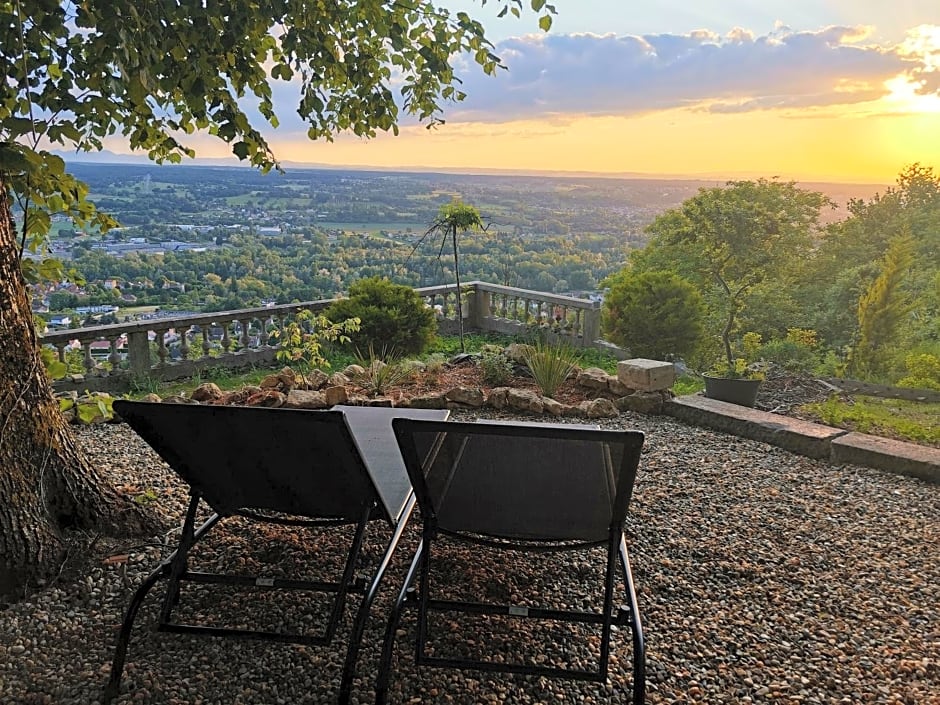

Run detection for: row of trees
[[602, 166, 939, 386], [51, 228, 618, 312]]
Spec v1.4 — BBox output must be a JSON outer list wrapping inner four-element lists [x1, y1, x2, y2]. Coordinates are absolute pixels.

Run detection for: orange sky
[[104, 11, 940, 184]]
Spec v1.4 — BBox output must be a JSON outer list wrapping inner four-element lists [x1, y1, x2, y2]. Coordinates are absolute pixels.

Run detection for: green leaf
[[538, 14, 552, 31]]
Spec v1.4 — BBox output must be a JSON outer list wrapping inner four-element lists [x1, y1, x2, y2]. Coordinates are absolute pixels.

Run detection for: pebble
[[0, 411, 937, 704]]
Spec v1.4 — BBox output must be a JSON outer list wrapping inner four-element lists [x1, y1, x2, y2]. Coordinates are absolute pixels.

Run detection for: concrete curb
[[665, 395, 939, 484]]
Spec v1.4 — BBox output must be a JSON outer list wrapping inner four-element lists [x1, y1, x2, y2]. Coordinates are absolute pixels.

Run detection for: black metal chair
[[104, 401, 426, 705], [377, 419, 646, 704]]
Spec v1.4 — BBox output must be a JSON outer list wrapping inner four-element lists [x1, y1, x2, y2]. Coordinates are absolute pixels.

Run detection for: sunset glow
[[105, 3, 940, 184]]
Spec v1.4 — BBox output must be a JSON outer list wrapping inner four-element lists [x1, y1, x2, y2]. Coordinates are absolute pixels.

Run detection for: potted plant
[[703, 351, 765, 407]]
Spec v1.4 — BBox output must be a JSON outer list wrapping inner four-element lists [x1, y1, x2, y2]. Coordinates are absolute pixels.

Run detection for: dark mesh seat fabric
[[377, 419, 647, 704]]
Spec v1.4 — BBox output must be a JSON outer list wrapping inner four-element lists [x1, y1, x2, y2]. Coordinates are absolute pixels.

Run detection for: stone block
[[831, 433, 939, 484], [617, 358, 676, 391], [664, 395, 845, 459]]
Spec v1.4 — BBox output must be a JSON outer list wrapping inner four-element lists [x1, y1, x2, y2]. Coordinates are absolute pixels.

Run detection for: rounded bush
[[326, 277, 437, 357], [602, 270, 704, 360]]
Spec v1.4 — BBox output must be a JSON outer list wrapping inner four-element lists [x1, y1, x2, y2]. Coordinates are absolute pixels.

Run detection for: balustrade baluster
[[179, 327, 190, 360], [108, 336, 122, 369], [573, 309, 583, 337], [221, 323, 231, 353], [82, 342, 94, 374], [56, 344, 67, 364], [240, 319, 251, 349], [201, 327, 211, 357], [523, 299, 532, 323], [155, 330, 169, 365]]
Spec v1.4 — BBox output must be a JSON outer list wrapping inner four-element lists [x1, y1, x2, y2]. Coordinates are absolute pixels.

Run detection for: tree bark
[[0, 177, 155, 598]]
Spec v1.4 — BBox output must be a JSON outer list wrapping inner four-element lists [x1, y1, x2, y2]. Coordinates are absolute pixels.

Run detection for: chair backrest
[[114, 401, 377, 520], [392, 419, 644, 543]]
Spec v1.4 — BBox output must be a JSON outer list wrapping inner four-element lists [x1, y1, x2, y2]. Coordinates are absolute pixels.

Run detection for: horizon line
[[55, 150, 894, 187]]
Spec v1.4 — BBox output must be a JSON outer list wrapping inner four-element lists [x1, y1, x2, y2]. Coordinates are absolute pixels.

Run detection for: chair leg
[[105, 494, 216, 705], [375, 539, 424, 705], [325, 503, 374, 647], [102, 564, 169, 704], [620, 537, 646, 705], [338, 495, 417, 705]]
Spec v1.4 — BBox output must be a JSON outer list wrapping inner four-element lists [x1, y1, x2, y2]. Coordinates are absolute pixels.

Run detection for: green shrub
[[602, 270, 704, 360], [897, 353, 940, 390], [479, 345, 514, 385], [326, 277, 437, 357]]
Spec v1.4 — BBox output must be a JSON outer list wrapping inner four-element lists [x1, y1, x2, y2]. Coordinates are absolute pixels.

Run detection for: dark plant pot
[[703, 375, 761, 407]]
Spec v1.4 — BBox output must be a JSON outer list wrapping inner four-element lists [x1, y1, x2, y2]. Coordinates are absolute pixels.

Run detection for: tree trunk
[[0, 178, 154, 598], [452, 227, 464, 353]]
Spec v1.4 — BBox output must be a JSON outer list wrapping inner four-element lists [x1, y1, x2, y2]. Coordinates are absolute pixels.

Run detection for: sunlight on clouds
[[882, 24, 940, 113], [883, 75, 940, 113], [899, 24, 940, 71]]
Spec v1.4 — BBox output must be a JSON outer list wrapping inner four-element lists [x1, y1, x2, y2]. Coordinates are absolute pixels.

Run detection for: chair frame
[[376, 419, 646, 704], [103, 402, 417, 705]]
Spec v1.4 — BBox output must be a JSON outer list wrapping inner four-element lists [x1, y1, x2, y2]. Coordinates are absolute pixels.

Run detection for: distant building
[[75, 305, 119, 314]]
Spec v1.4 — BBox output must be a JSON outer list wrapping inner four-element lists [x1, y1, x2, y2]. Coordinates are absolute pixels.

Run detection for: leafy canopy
[[1, 0, 555, 263], [638, 178, 830, 372]]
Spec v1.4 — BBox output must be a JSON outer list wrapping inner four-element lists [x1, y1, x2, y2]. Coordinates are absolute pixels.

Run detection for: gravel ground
[[0, 409, 937, 705]]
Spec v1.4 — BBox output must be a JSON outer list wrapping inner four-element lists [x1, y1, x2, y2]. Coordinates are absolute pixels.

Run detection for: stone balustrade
[[40, 281, 608, 393]]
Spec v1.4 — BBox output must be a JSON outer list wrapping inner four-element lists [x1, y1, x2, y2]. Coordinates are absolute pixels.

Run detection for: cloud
[[443, 24, 932, 122]]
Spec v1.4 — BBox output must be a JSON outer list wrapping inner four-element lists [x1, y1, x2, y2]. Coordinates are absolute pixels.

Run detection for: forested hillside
[[34, 162, 937, 387], [612, 165, 939, 386]]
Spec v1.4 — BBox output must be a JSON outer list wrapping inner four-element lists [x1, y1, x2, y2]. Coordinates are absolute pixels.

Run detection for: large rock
[[323, 385, 349, 406], [245, 390, 286, 407], [541, 397, 569, 416], [506, 388, 544, 414], [407, 394, 448, 409], [277, 366, 300, 390], [578, 398, 619, 419], [190, 382, 224, 402], [444, 386, 485, 407], [616, 391, 665, 415], [328, 371, 351, 387], [486, 387, 511, 409], [342, 364, 366, 378], [302, 368, 330, 390], [216, 386, 261, 406], [577, 367, 610, 390], [608, 377, 635, 396], [284, 390, 329, 409], [617, 358, 676, 392], [259, 373, 281, 389]]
